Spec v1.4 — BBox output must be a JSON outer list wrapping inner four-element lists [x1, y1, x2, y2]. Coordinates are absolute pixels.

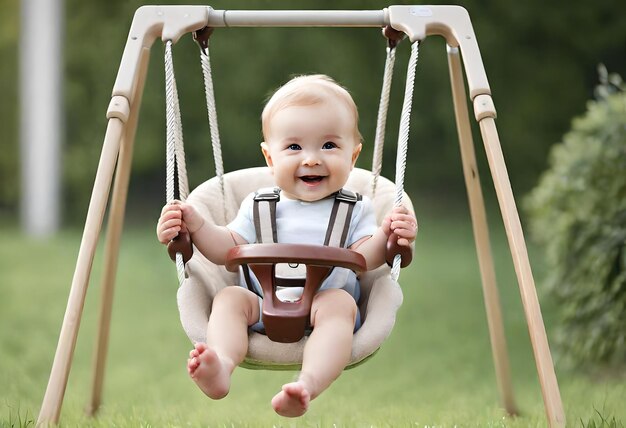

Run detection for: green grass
[[1, 214, 624, 427]]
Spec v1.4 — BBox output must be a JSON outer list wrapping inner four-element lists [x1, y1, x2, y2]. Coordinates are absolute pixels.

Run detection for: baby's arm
[[351, 206, 417, 270], [156, 201, 247, 265]]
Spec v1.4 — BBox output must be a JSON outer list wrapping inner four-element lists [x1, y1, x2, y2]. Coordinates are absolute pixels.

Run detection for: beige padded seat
[[177, 167, 412, 369]]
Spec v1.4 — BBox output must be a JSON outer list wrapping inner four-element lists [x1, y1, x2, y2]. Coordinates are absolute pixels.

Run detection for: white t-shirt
[[227, 191, 378, 298]]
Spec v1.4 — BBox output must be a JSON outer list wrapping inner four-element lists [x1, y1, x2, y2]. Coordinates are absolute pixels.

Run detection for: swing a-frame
[[37, 5, 565, 427]]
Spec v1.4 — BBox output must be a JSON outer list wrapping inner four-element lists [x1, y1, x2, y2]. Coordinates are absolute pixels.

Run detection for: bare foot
[[187, 343, 232, 399], [271, 381, 311, 417]]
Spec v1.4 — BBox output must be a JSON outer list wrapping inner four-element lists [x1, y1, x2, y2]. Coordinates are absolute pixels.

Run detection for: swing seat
[[177, 166, 413, 369]]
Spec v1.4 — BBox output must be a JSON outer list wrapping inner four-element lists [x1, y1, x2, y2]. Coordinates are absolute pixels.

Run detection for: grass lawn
[[1, 213, 624, 427]]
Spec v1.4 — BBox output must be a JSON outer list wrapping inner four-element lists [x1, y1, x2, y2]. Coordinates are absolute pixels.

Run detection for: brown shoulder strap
[[324, 189, 361, 248]]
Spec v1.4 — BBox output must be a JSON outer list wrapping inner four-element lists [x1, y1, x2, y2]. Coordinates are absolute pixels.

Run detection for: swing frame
[[37, 5, 565, 427]]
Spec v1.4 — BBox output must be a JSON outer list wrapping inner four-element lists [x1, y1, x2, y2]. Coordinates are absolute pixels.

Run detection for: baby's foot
[[271, 381, 311, 417], [187, 343, 232, 399]]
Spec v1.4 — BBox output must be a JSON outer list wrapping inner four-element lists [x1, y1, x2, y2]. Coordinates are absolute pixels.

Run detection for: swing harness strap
[[324, 189, 360, 248], [253, 187, 360, 247]]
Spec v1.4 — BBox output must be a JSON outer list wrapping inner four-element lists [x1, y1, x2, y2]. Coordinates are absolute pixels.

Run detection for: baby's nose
[[302, 153, 321, 166]]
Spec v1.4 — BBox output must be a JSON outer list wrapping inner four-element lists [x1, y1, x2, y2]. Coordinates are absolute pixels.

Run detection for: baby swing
[[166, 24, 413, 360], [37, 6, 566, 428]]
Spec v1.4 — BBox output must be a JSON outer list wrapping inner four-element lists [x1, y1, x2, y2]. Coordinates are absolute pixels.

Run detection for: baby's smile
[[299, 175, 326, 185]]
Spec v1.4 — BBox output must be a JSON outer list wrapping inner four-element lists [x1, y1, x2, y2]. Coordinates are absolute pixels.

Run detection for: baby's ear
[[351, 143, 363, 168], [260, 142, 273, 168]]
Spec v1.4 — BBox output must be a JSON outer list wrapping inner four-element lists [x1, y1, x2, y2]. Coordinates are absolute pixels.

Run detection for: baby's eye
[[322, 141, 337, 150], [287, 144, 301, 150]]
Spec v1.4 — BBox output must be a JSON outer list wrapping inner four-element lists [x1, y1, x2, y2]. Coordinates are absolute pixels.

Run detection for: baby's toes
[[187, 357, 200, 374], [194, 342, 208, 353]]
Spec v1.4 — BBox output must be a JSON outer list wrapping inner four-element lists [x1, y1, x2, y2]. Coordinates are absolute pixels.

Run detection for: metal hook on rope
[[193, 26, 214, 54], [383, 26, 405, 49]]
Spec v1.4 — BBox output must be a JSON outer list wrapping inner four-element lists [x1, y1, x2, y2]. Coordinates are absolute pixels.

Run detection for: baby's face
[[261, 100, 362, 202]]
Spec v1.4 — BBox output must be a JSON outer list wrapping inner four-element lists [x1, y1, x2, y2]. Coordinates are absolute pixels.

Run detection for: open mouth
[[299, 175, 325, 184]]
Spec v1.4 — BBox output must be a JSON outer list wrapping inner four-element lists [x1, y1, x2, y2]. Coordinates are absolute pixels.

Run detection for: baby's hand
[[156, 201, 204, 244], [382, 206, 417, 247], [157, 202, 184, 244]]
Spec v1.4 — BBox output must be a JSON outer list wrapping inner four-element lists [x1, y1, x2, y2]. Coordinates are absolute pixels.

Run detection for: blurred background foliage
[[0, 0, 625, 225], [525, 70, 625, 368]]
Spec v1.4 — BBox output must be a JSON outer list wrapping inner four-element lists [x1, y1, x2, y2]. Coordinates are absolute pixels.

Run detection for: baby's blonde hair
[[261, 74, 363, 144]]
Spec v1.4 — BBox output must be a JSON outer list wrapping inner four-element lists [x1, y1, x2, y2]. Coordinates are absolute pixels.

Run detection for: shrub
[[524, 66, 626, 368]]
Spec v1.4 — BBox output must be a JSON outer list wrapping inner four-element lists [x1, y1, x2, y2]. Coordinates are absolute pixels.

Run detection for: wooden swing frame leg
[[86, 48, 150, 417], [37, 117, 126, 426], [477, 113, 566, 426], [446, 45, 519, 416]]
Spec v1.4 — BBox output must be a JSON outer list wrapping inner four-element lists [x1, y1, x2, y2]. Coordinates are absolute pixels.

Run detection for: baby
[[157, 74, 416, 417]]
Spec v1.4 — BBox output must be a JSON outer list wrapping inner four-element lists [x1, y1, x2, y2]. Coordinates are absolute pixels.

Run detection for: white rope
[[164, 41, 189, 202], [172, 68, 189, 201], [164, 40, 188, 284], [199, 40, 227, 223], [391, 41, 419, 281], [371, 46, 397, 198], [164, 41, 177, 204], [176, 253, 186, 284]]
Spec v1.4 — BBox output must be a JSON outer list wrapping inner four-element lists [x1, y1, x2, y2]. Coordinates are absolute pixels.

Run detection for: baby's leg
[[272, 289, 356, 417], [188, 286, 259, 399]]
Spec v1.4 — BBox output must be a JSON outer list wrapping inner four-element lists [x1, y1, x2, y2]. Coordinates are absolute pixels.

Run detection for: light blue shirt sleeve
[[347, 196, 378, 247], [226, 192, 256, 244]]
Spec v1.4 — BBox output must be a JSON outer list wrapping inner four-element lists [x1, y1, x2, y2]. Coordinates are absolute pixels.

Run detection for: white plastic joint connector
[[112, 6, 209, 100], [106, 95, 131, 122], [388, 5, 490, 100], [130, 5, 210, 44], [474, 94, 496, 121]]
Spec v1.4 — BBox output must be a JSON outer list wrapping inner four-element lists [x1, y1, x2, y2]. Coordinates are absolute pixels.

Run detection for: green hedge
[[525, 67, 626, 368]]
